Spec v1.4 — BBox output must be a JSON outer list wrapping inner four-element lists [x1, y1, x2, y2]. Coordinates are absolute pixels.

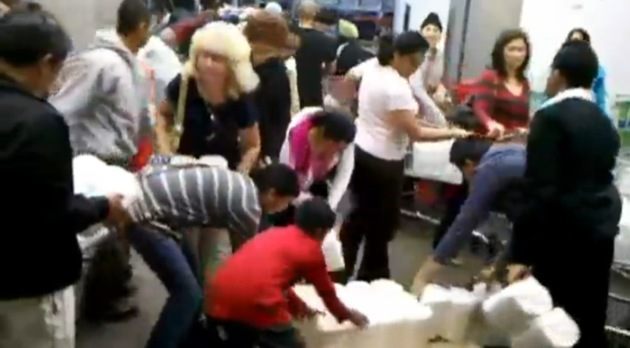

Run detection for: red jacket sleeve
[[301, 247, 351, 322], [472, 69, 498, 129]]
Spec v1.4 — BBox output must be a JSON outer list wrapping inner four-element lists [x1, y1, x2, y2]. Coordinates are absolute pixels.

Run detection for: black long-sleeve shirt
[[0, 75, 109, 300], [254, 58, 292, 160], [510, 96, 621, 266]]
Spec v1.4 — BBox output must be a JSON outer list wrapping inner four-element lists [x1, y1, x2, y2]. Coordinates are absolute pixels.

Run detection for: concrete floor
[[77, 218, 485, 348]]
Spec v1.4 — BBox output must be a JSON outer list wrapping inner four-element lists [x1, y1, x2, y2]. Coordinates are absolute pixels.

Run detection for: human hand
[[506, 263, 531, 284], [451, 128, 472, 138], [486, 121, 505, 139], [347, 309, 369, 329], [105, 194, 131, 230], [410, 257, 444, 296]]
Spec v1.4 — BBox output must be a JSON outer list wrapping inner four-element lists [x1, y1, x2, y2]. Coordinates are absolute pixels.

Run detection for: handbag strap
[[174, 73, 189, 136]]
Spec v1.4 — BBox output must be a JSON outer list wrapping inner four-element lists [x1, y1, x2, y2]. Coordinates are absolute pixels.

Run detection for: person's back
[[336, 40, 373, 76], [295, 27, 336, 107], [50, 0, 151, 162]]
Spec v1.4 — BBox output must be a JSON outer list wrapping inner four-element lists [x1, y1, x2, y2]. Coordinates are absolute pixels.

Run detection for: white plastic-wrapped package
[[406, 140, 463, 184], [482, 277, 553, 336], [293, 281, 435, 348], [419, 285, 480, 342], [511, 308, 580, 348], [322, 228, 344, 272]]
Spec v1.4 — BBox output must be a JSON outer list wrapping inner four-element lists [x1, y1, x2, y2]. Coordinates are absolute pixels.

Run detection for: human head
[[376, 34, 394, 65], [295, 197, 336, 240], [298, 0, 318, 24], [251, 163, 299, 214], [185, 21, 259, 100], [390, 31, 429, 78], [566, 28, 591, 44], [491, 29, 530, 81], [338, 19, 358, 41], [545, 40, 598, 97], [420, 12, 442, 49], [264, 1, 283, 15], [449, 137, 492, 182], [243, 10, 290, 62], [117, 0, 151, 53], [313, 8, 337, 32], [0, 9, 71, 98], [308, 109, 356, 160]]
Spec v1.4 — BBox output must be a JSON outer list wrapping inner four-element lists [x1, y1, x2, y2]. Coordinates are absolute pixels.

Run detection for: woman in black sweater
[[508, 41, 621, 348], [244, 10, 293, 162]]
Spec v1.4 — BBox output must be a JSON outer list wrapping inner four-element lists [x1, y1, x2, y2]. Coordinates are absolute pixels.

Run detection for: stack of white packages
[[481, 277, 553, 336], [511, 308, 580, 348], [293, 280, 435, 348], [481, 277, 580, 347], [419, 284, 481, 342]]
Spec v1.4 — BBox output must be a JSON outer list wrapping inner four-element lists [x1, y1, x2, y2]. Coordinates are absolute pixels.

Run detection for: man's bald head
[[298, 0, 318, 21]]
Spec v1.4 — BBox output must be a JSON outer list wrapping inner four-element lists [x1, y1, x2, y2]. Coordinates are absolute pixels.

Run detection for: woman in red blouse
[[473, 29, 531, 138]]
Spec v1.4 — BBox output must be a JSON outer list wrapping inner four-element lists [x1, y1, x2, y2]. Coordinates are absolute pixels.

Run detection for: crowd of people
[[0, 0, 622, 347]]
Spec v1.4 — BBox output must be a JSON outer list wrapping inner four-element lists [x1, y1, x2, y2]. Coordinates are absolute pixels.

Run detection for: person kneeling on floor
[[206, 198, 369, 348]]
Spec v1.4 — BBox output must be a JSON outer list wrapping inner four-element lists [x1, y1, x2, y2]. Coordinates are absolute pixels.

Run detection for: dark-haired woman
[[473, 29, 531, 138], [341, 31, 469, 281], [280, 108, 356, 211], [566, 28, 610, 119]]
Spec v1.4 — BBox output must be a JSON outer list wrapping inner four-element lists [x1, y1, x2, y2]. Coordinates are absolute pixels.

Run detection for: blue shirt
[[434, 144, 526, 263]]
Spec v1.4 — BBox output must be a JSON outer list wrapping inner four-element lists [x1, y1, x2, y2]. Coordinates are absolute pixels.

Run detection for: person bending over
[[122, 159, 299, 348], [206, 198, 369, 348], [410, 138, 526, 294]]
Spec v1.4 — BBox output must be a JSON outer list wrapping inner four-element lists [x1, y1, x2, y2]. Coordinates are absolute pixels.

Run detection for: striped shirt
[[128, 163, 262, 244]]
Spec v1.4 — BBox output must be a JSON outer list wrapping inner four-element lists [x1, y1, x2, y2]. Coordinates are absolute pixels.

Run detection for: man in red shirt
[[206, 198, 369, 347]]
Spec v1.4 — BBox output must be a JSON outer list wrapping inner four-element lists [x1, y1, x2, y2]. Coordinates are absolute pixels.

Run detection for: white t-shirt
[[355, 65, 419, 161]]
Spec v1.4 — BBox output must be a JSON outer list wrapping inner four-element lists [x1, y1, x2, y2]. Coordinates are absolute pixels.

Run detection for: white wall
[[40, 0, 123, 50], [521, 0, 630, 97], [393, 0, 450, 35]]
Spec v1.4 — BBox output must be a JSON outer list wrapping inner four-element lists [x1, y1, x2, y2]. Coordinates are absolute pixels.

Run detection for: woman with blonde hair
[[155, 21, 261, 173]]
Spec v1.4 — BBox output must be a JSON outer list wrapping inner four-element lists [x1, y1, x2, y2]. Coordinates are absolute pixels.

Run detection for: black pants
[[532, 235, 614, 348], [82, 232, 133, 318], [340, 147, 404, 281], [206, 318, 305, 348]]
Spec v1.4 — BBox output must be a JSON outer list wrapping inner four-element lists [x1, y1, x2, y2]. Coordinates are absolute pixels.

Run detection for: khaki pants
[[0, 287, 75, 348], [183, 227, 233, 285]]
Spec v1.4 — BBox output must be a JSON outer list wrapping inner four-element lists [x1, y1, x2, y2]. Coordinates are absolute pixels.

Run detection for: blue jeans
[[127, 225, 203, 348]]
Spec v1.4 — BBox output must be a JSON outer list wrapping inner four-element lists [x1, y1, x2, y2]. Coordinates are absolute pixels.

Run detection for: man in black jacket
[[508, 41, 621, 348], [0, 10, 127, 347]]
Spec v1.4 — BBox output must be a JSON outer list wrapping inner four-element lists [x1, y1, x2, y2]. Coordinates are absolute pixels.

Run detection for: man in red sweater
[[206, 198, 369, 347]]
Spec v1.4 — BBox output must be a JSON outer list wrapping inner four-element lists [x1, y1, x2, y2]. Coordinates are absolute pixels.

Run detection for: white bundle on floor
[[294, 280, 434, 348], [511, 308, 580, 348], [481, 277, 553, 336], [419, 284, 480, 342]]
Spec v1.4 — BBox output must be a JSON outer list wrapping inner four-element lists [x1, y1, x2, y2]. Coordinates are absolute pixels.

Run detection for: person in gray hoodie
[[49, 0, 151, 322]]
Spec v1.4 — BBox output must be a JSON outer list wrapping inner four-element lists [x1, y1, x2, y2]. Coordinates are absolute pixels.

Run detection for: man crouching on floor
[[206, 198, 369, 348]]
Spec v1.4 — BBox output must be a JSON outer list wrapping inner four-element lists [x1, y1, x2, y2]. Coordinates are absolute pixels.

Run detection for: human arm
[[236, 98, 262, 173], [409, 68, 448, 128], [24, 112, 119, 233], [286, 58, 301, 116], [327, 144, 354, 210], [301, 250, 351, 322], [411, 168, 504, 293], [388, 109, 469, 141]]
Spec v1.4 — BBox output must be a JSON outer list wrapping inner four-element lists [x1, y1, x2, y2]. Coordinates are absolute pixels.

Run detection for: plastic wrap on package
[[420, 285, 480, 342], [481, 277, 553, 336], [322, 228, 344, 272], [294, 281, 434, 348], [511, 308, 580, 348], [406, 140, 463, 184]]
